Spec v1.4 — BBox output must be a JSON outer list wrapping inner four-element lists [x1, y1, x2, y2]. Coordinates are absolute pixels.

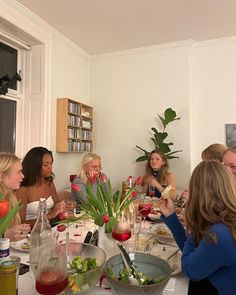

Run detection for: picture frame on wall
[[225, 124, 236, 147]]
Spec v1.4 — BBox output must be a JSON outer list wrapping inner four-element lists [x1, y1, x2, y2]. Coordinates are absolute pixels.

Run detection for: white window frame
[[0, 37, 27, 155]]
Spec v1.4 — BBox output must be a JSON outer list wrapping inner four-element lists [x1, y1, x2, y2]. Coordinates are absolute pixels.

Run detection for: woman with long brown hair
[[159, 161, 236, 295], [142, 150, 176, 200]]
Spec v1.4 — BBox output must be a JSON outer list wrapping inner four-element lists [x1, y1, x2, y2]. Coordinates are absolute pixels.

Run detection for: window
[[0, 41, 18, 91], [0, 98, 16, 153], [0, 38, 24, 153]]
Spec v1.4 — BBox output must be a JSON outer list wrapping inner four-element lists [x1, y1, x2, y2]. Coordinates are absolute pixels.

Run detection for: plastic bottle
[[29, 198, 52, 277], [0, 238, 10, 264], [127, 176, 133, 189]]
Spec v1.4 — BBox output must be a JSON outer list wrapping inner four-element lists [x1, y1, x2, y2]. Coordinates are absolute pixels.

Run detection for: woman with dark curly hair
[[16, 147, 66, 228]]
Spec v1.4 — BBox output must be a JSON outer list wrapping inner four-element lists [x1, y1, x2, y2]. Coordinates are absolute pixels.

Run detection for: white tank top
[[26, 196, 54, 221]]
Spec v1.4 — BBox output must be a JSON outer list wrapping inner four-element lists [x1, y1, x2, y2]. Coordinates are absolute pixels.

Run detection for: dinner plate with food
[[149, 223, 177, 246], [11, 238, 30, 252]]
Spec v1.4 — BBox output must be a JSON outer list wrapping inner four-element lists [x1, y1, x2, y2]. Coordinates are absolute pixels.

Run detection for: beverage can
[[0, 260, 16, 295]]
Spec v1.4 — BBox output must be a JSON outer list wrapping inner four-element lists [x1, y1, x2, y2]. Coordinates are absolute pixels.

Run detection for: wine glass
[[112, 210, 131, 243], [149, 185, 155, 198], [138, 196, 153, 229], [35, 241, 68, 295]]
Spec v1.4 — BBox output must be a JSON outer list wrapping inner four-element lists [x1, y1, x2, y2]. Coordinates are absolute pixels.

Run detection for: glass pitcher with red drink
[[35, 241, 68, 295]]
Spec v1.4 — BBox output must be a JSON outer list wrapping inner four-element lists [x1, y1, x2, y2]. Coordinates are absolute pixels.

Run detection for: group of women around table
[[1, 143, 236, 294]]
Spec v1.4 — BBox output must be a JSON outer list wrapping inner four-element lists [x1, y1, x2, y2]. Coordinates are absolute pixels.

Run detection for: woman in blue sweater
[[159, 160, 236, 295]]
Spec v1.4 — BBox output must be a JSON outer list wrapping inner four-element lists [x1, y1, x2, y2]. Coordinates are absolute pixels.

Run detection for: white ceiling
[[16, 0, 236, 55]]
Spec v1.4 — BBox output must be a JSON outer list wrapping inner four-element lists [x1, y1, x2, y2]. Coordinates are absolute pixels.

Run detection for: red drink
[[138, 204, 152, 217], [112, 230, 131, 242], [149, 191, 155, 198], [36, 270, 68, 295]]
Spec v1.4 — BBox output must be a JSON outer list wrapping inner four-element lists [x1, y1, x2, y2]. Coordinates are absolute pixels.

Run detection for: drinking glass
[[35, 241, 68, 295], [58, 199, 76, 220], [138, 196, 153, 228], [149, 185, 155, 198], [112, 210, 131, 243]]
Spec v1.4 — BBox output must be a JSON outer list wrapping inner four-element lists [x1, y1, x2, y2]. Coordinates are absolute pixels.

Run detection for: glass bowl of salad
[[65, 242, 106, 294], [104, 252, 171, 295]]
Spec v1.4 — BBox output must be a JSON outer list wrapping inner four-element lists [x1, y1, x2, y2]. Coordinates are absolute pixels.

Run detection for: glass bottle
[[127, 176, 133, 190], [0, 260, 16, 295], [29, 198, 52, 277]]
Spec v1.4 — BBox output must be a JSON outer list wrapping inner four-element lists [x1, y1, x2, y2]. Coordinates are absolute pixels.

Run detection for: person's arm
[[15, 187, 30, 225], [159, 197, 186, 250], [47, 181, 66, 220], [182, 224, 233, 281], [4, 223, 31, 242], [161, 212, 186, 250]]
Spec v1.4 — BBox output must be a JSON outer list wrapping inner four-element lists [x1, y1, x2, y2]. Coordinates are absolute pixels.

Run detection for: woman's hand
[[4, 223, 31, 242], [48, 201, 66, 220], [85, 170, 100, 183], [158, 197, 175, 217]]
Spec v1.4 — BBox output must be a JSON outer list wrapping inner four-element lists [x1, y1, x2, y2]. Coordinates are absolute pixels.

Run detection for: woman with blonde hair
[[71, 152, 107, 208], [0, 153, 30, 241], [201, 143, 226, 162], [142, 150, 176, 200], [159, 161, 236, 295]]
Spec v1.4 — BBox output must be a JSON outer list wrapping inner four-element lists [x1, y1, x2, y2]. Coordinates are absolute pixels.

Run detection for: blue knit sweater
[[162, 213, 236, 295]]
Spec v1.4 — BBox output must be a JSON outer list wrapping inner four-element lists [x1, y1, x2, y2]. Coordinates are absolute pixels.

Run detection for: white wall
[[51, 36, 90, 189], [1, 0, 91, 191], [90, 43, 192, 190], [3, 0, 236, 193], [191, 37, 236, 170]]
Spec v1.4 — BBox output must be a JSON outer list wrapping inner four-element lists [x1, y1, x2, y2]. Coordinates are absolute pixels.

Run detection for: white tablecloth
[[12, 221, 189, 295]]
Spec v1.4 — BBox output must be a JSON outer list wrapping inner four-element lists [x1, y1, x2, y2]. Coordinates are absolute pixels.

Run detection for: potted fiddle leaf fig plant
[[136, 107, 182, 162]]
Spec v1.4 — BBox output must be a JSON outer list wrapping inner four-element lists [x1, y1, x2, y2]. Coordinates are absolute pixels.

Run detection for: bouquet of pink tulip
[[59, 176, 142, 233]]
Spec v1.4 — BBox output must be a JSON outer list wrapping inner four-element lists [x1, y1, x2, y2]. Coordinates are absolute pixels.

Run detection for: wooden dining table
[[11, 219, 189, 295]]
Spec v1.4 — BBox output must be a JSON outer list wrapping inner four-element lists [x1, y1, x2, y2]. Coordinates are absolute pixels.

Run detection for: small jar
[[0, 260, 16, 295], [0, 238, 10, 263]]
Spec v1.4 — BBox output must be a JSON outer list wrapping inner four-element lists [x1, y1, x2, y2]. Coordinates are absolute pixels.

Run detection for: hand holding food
[[161, 185, 174, 199], [158, 197, 175, 217]]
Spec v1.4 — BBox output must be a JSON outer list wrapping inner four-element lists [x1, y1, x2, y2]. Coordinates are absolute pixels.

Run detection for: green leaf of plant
[[166, 155, 180, 159], [114, 191, 121, 213], [166, 150, 183, 156], [153, 132, 168, 145], [136, 145, 149, 153], [164, 108, 180, 124], [158, 115, 167, 130], [136, 155, 148, 162], [0, 192, 3, 200], [94, 215, 104, 226], [158, 142, 171, 153], [151, 127, 158, 134]]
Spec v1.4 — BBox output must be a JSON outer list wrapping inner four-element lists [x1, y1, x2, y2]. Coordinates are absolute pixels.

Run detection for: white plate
[[149, 223, 177, 247], [148, 212, 161, 221], [11, 238, 30, 252]]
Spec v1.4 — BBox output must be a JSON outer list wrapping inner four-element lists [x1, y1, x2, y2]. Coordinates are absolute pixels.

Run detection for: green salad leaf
[[69, 256, 97, 274]]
